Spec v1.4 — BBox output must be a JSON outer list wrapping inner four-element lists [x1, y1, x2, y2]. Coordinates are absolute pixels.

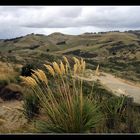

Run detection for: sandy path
[[80, 71, 140, 104]]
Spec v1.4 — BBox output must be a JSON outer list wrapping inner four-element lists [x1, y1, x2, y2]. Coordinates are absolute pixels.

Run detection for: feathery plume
[[95, 64, 100, 76], [37, 69, 48, 84], [73, 57, 80, 65], [80, 58, 86, 73], [44, 64, 55, 77], [74, 63, 78, 75], [65, 64, 69, 74], [60, 61, 65, 75], [32, 69, 48, 84], [53, 62, 62, 75], [82, 61, 86, 72], [63, 56, 69, 66], [31, 73, 39, 82], [20, 76, 37, 87]]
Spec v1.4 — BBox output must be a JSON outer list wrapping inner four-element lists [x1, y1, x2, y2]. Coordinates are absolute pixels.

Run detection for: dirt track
[[81, 71, 140, 104]]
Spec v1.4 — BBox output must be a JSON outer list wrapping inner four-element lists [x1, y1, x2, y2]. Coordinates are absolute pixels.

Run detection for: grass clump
[[22, 89, 40, 121], [101, 95, 127, 132], [20, 56, 103, 133]]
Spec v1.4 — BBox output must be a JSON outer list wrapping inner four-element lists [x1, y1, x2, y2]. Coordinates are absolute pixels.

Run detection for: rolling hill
[[0, 30, 140, 82]]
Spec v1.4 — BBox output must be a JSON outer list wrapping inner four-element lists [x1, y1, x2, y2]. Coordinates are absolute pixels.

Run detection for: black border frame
[[0, 0, 140, 139], [0, 0, 139, 5]]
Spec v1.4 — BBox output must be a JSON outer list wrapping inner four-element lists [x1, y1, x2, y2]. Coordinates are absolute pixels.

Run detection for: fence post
[[126, 97, 134, 132]]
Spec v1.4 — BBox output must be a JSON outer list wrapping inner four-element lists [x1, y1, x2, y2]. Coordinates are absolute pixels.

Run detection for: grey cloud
[[19, 6, 140, 29], [0, 6, 140, 39]]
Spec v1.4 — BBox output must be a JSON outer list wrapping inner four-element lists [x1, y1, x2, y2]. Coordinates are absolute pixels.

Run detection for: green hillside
[[0, 31, 140, 82]]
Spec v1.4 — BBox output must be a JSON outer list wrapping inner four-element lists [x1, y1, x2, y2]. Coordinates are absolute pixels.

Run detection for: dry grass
[[0, 61, 19, 82], [0, 101, 27, 133]]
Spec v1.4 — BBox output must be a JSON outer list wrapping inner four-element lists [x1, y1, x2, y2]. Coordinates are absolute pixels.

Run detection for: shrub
[[8, 50, 12, 53], [21, 64, 35, 76], [46, 49, 50, 52], [0, 80, 8, 87]]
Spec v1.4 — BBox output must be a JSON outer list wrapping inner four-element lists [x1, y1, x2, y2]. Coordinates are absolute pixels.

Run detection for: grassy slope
[[0, 31, 140, 82]]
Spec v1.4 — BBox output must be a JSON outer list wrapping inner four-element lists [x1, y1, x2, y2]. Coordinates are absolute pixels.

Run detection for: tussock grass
[[21, 56, 103, 133]]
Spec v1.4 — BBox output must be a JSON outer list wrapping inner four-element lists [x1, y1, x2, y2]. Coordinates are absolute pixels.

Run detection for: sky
[[0, 6, 140, 39]]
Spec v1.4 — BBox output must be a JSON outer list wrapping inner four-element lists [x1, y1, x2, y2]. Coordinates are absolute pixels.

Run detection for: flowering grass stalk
[[20, 56, 102, 133]]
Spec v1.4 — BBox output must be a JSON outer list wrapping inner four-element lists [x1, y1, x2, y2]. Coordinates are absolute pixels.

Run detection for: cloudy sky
[[0, 6, 140, 39]]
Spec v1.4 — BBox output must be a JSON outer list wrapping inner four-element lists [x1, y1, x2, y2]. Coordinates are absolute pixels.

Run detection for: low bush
[[21, 64, 35, 76]]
